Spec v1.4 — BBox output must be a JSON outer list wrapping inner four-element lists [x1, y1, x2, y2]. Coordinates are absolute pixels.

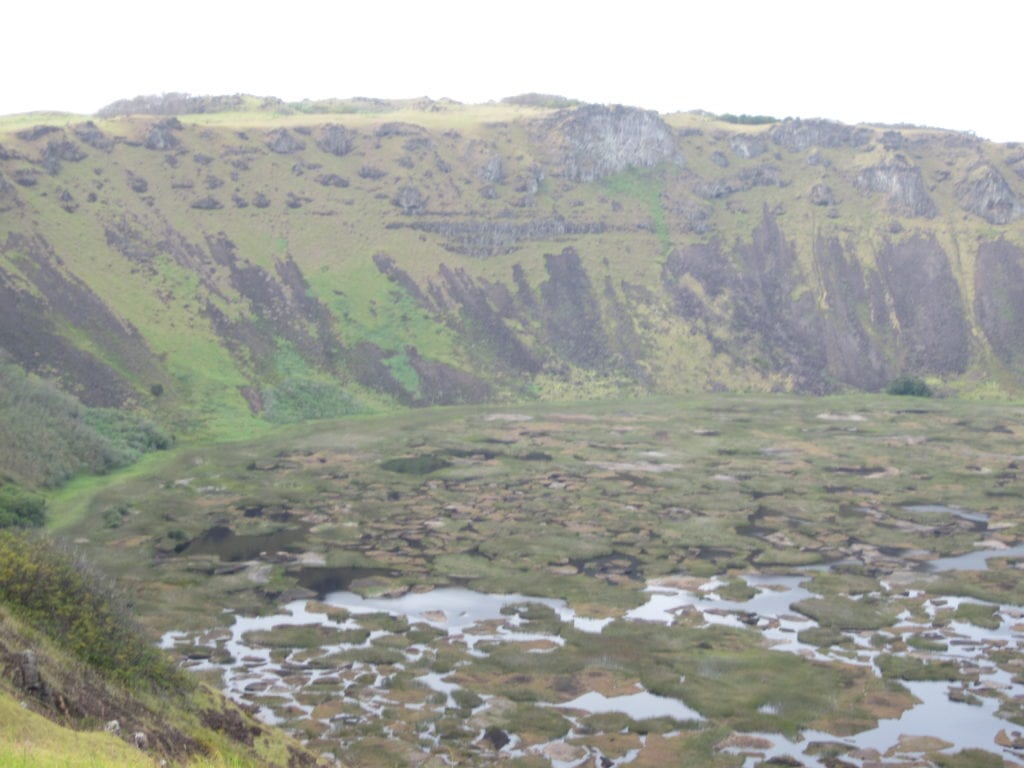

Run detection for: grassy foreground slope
[[0, 531, 323, 767]]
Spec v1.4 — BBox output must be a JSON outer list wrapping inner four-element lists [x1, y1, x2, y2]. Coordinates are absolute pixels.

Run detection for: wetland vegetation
[[53, 394, 1024, 766]]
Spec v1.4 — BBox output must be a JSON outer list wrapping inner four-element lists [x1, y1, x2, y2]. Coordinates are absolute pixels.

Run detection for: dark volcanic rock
[[12, 169, 38, 187], [0, 173, 19, 212], [0, 233, 160, 406], [809, 183, 836, 206], [769, 118, 872, 151], [955, 164, 1021, 224], [41, 139, 87, 174], [815, 236, 893, 390], [144, 119, 182, 151], [392, 186, 426, 215], [405, 346, 493, 405], [190, 196, 223, 210], [662, 211, 830, 391], [429, 263, 540, 375], [127, 174, 149, 193], [854, 158, 937, 217], [730, 133, 768, 159], [397, 216, 605, 258], [876, 235, 970, 374], [316, 124, 354, 156], [480, 155, 505, 183], [15, 125, 60, 142], [545, 104, 680, 181], [265, 129, 305, 154], [694, 164, 788, 199], [729, 209, 829, 390], [375, 122, 426, 138], [539, 247, 612, 369], [974, 240, 1024, 369], [315, 173, 349, 188]]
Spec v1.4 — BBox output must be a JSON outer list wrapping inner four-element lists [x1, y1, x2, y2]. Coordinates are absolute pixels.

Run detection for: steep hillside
[[2, 96, 1024, 437], [0, 530, 322, 766]]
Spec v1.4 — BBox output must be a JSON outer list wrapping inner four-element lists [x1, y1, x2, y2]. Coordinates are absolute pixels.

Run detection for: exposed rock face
[[0, 234, 158, 406], [816, 236, 893, 390], [693, 164, 788, 199], [545, 104, 680, 181], [809, 183, 835, 206], [9, 650, 50, 702], [0, 173, 19, 212], [538, 247, 612, 368], [394, 216, 605, 258], [315, 173, 349, 188], [316, 124, 354, 156], [41, 139, 87, 174], [190, 196, 223, 210], [5, 103, 1024, 409], [73, 121, 114, 150], [674, 212, 827, 390], [974, 240, 1024, 368], [15, 125, 61, 142], [480, 155, 504, 183], [955, 164, 1021, 224], [769, 119, 872, 151], [876, 235, 970, 374], [265, 129, 305, 154], [392, 186, 426, 215], [730, 133, 767, 159], [426, 263, 540, 375], [855, 158, 937, 218], [144, 119, 181, 151], [405, 346, 493, 405]]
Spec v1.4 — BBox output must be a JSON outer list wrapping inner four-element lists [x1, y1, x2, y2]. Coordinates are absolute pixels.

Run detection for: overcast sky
[[3, 1, 1020, 142]]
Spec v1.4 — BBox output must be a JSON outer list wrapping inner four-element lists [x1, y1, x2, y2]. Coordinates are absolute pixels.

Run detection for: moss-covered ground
[[41, 393, 1024, 765]]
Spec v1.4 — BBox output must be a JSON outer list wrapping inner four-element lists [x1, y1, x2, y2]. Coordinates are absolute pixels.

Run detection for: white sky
[[3, 1, 1021, 142]]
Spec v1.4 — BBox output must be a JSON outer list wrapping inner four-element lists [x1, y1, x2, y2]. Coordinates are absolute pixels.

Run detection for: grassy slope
[[5, 100, 1024, 443], [2, 103, 1024, 499]]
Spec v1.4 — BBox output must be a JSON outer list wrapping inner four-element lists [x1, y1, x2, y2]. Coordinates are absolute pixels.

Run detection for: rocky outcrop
[[854, 158, 937, 217], [40, 139, 87, 174], [538, 247, 612, 369], [693, 164, 788, 199], [428, 263, 540, 375], [662, 211, 830, 391], [316, 124, 354, 156], [265, 129, 305, 154], [815, 236, 893, 390], [393, 216, 605, 258], [544, 104, 680, 181], [730, 134, 767, 159], [73, 121, 113, 150], [974, 240, 1024, 368], [769, 119, 872, 151], [392, 186, 426, 215], [0, 173, 19, 212], [809, 183, 836, 206], [144, 119, 182, 151], [405, 346, 493, 405], [876, 235, 970, 374], [955, 164, 1022, 224]]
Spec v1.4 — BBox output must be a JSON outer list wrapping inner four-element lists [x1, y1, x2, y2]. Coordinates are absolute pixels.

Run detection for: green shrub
[[0, 530, 183, 692], [0, 485, 46, 528], [262, 378, 362, 423], [0, 360, 172, 488], [886, 376, 933, 397], [716, 113, 778, 125]]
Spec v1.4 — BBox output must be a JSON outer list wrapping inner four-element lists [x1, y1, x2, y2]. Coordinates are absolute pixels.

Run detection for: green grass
[[0, 695, 155, 768]]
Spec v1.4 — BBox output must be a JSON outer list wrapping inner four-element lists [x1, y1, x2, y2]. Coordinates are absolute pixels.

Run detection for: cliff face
[[2, 99, 1024, 424]]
